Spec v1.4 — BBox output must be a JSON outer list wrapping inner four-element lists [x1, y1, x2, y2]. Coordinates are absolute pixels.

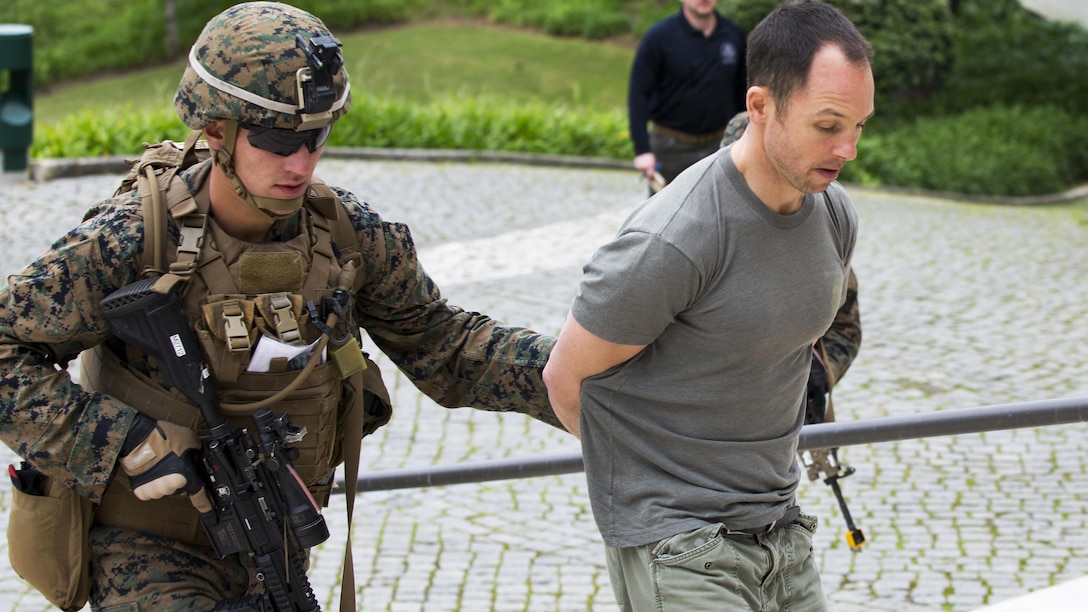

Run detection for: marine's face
[[763, 44, 874, 196], [232, 125, 324, 211]]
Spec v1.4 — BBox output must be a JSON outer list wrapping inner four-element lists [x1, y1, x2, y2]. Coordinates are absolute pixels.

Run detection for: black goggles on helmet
[[241, 123, 332, 156]]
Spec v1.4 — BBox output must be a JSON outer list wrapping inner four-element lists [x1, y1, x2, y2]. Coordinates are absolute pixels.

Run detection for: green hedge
[[34, 97, 1087, 198], [907, 0, 1088, 121], [5, 0, 958, 97], [31, 94, 631, 161], [333, 95, 629, 158], [8, 1, 1087, 121], [718, 0, 954, 113], [481, 0, 630, 39], [32, 107, 183, 160], [3, 0, 641, 88], [844, 105, 1088, 197], [13, 0, 1088, 197], [0, 0, 434, 88]]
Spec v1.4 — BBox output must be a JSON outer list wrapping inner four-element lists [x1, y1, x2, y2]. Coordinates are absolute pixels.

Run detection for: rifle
[[101, 275, 328, 611], [801, 369, 865, 552], [798, 446, 865, 552]]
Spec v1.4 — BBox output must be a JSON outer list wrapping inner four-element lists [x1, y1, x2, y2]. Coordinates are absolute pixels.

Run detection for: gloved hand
[[120, 413, 212, 513]]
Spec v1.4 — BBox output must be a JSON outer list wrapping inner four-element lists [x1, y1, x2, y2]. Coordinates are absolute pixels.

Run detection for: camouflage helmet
[[175, 1, 351, 131]]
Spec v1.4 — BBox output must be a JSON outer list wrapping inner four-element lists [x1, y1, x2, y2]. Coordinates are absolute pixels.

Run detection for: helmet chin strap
[[211, 120, 305, 223]]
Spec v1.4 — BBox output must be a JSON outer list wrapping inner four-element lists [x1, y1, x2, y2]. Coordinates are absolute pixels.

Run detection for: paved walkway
[[0, 157, 1086, 611]]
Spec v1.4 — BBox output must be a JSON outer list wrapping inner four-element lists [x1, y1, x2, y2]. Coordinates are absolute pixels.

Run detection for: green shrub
[[844, 105, 1088, 197], [332, 94, 629, 158], [0, 0, 166, 86], [33, 106, 186, 159], [910, 0, 1088, 121], [718, 0, 954, 113], [14, 0, 1088, 198], [30, 94, 631, 161], [296, 0, 430, 28], [486, 0, 630, 39], [625, 1, 680, 36], [838, 0, 954, 109], [0, 0, 430, 89]]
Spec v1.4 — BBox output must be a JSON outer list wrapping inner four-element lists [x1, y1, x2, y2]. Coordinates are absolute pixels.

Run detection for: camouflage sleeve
[[0, 197, 146, 501], [816, 268, 861, 387], [719, 111, 750, 149], [338, 191, 561, 430]]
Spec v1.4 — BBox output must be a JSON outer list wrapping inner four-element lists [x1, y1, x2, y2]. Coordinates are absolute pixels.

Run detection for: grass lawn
[[34, 21, 636, 126]]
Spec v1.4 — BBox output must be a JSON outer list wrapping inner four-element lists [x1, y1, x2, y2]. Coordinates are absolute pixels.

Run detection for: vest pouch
[[359, 352, 392, 437], [7, 473, 94, 611], [218, 360, 342, 488], [199, 297, 258, 384]]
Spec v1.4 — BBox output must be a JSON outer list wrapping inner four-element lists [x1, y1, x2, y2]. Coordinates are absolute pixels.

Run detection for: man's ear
[[747, 86, 772, 125], [203, 121, 225, 149]]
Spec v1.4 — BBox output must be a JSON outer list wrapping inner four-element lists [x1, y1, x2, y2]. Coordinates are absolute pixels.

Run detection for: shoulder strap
[[122, 131, 207, 278], [305, 179, 368, 611], [308, 178, 365, 293], [338, 368, 365, 612]]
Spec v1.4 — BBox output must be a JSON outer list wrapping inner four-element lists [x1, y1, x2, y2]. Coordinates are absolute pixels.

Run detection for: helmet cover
[[175, 1, 351, 131]]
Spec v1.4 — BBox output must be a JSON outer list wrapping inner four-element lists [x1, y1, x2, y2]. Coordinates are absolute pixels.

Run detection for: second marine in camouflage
[[0, 2, 559, 609]]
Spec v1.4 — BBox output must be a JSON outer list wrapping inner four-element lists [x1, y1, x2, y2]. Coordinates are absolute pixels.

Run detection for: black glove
[[804, 353, 829, 425], [120, 413, 212, 513]]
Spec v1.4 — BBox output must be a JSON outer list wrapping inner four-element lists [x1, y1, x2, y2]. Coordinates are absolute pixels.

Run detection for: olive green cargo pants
[[605, 513, 827, 611]]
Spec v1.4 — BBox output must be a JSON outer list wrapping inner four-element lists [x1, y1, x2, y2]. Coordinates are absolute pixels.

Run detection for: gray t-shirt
[[572, 147, 857, 548]]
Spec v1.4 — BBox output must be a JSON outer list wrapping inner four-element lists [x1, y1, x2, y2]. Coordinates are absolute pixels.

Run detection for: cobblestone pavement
[[0, 158, 1086, 611]]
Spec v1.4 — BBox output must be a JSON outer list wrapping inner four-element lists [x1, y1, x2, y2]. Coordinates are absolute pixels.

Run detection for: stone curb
[[23, 147, 1088, 207]]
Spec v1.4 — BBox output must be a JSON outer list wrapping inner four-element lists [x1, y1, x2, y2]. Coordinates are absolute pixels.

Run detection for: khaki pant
[[649, 128, 723, 186], [605, 513, 827, 611]]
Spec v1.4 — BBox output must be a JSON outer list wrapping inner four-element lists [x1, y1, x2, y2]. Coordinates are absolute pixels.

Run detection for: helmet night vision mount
[[294, 33, 345, 131]]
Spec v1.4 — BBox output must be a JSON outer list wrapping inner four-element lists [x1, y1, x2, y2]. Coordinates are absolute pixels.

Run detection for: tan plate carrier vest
[[80, 133, 392, 551]]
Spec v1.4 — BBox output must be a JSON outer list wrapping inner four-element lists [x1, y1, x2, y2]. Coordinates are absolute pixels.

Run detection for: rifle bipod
[[824, 465, 866, 551], [799, 448, 866, 552]]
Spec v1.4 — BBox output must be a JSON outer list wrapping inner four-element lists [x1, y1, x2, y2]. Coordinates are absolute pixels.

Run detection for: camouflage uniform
[[0, 2, 559, 609], [719, 111, 750, 151], [0, 160, 558, 608]]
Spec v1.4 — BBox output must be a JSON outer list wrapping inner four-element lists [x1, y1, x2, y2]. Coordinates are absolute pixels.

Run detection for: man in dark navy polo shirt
[[628, 0, 747, 191]]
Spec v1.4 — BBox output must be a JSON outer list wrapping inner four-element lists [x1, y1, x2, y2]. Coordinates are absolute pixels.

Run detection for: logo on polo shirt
[[720, 42, 738, 65]]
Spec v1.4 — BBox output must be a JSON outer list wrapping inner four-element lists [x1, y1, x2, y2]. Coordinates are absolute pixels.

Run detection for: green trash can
[[0, 24, 33, 173]]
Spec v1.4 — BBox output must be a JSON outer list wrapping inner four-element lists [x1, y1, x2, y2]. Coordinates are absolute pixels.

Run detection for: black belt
[[722, 506, 801, 536], [651, 123, 726, 146]]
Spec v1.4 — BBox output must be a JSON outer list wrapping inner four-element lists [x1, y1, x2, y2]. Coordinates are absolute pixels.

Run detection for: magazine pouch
[[7, 462, 94, 611]]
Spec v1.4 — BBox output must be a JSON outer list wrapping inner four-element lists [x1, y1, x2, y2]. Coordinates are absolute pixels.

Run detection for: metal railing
[[337, 395, 1088, 494]]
